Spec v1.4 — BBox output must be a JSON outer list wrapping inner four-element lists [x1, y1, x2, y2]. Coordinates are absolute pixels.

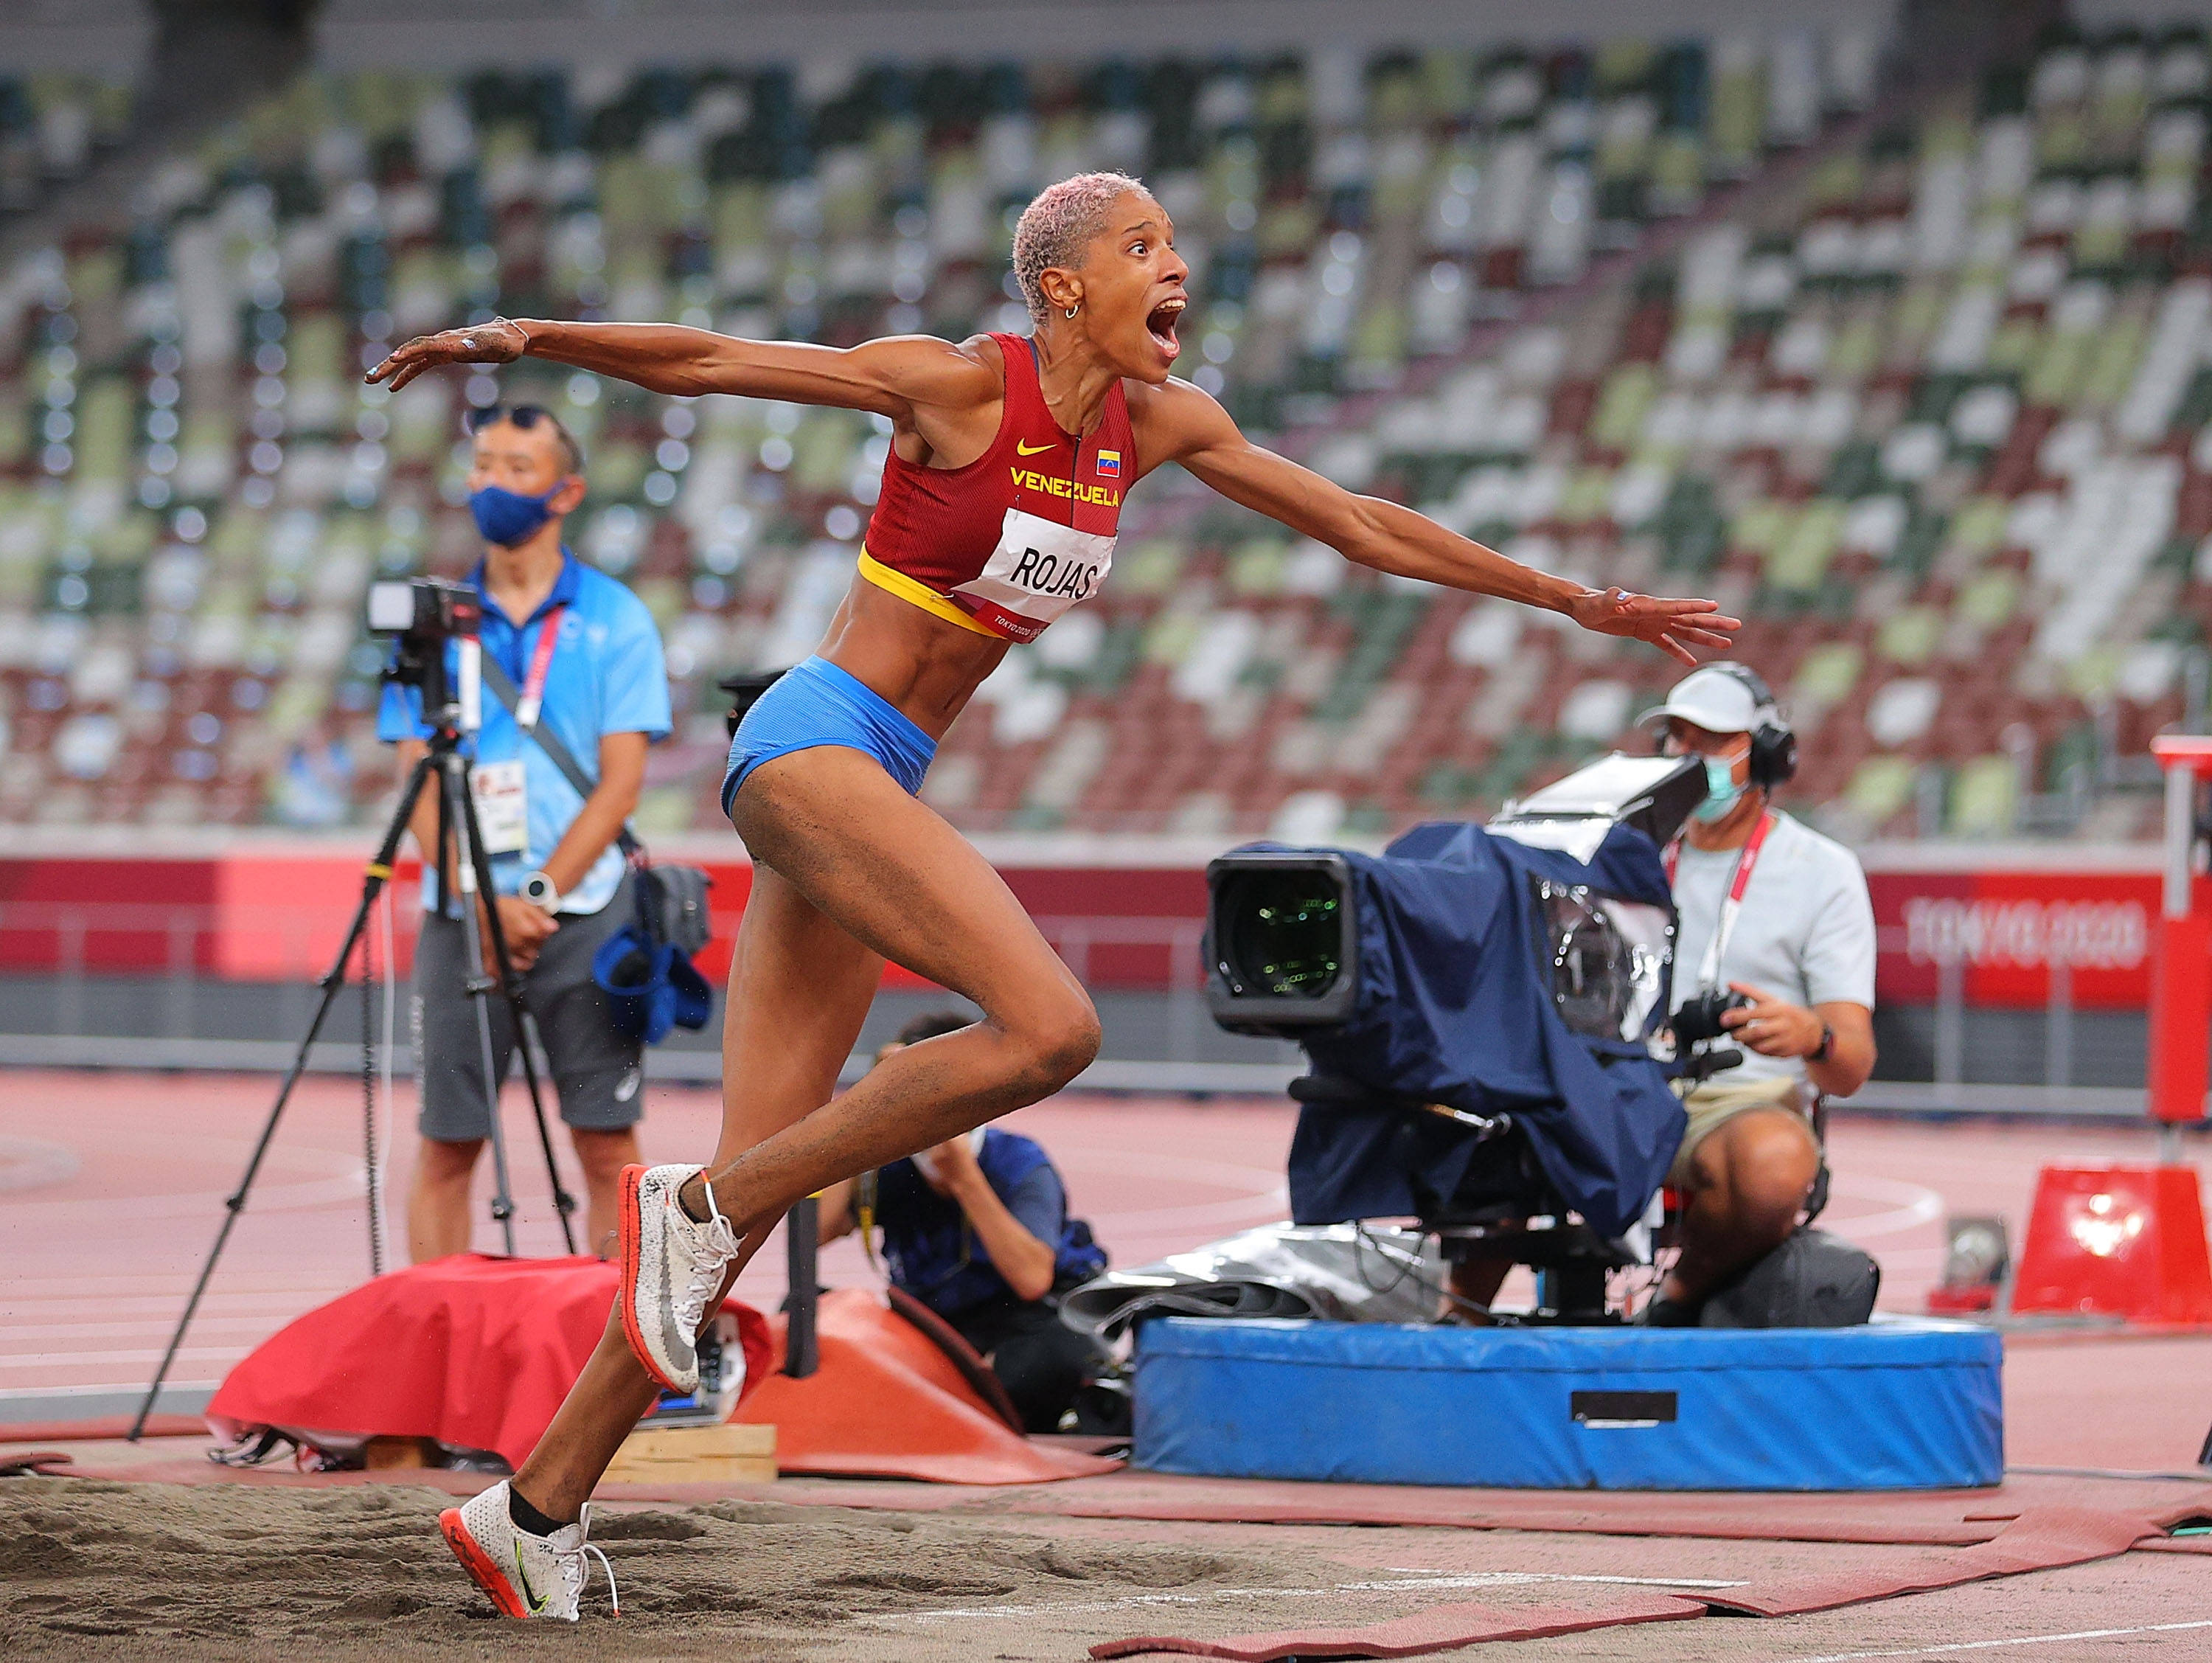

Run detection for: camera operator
[[1642, 664, 1877, 1326], [378, 404, 671, 1263], [817, 1010, 1111, 1431]]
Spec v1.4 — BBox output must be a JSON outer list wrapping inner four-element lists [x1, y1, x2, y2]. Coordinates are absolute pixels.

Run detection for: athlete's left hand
[[367, 317, 529, 392], [1564, 587, 1741, 665]]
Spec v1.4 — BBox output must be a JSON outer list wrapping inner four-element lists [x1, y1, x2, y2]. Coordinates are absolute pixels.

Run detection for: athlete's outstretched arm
[[1135, 378, 1739, 664], [366, 316, 998, 423]]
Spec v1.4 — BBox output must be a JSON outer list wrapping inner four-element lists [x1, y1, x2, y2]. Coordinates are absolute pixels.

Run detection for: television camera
[[1206, 752, 1751, 1324]]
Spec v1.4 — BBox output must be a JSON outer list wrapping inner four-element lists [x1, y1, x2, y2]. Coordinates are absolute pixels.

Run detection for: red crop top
[[858, 332, 1133, 644]]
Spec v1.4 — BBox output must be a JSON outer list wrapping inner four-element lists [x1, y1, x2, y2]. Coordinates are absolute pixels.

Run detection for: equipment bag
[[1700, 1226, 1881, 1329], [479, 653, 714, 1041]]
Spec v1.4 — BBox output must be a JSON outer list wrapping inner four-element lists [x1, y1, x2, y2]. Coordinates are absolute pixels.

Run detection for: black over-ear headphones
[[1707, 663, 1798, 790]]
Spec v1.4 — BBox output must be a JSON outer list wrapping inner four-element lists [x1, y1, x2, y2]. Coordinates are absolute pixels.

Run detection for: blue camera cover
[[1271, 819, 1686, 1237]]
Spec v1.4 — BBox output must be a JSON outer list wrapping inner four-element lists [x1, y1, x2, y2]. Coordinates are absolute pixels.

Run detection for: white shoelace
[[557, 1538, 620, 1618], [670, 1177, 740, 1339]]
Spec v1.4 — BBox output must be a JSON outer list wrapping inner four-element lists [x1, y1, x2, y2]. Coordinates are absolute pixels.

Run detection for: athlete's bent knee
[[1005, 992, 1101, 1098]]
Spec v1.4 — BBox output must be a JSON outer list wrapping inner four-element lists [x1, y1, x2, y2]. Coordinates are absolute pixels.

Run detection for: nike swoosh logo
[[1015, 440, 1058, 456], [513, 1541, 549, 1613]]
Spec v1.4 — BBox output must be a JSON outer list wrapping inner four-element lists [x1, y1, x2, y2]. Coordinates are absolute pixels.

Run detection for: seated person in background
[[1643, 664, 1877, 1325], [818, 1010, 1110, 1431]]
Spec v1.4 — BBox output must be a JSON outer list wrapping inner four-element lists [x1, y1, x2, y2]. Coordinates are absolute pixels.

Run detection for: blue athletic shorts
[[721, 655, 937, 818]]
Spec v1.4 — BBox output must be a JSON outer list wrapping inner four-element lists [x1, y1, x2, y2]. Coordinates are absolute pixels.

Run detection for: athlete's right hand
[[1563, 586, 1740, 667], [366, 318, 529, 392]]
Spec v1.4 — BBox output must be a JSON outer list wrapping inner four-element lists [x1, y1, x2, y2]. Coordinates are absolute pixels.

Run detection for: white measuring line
[[860, 1571, 1745, 1625], [1784, 1619, 2212, 1662]]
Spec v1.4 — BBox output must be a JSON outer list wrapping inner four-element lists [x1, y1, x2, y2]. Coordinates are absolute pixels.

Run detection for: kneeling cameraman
[[1643, 665, 1876, 1325]]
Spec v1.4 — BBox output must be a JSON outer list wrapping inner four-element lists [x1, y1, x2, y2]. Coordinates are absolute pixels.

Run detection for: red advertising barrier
[[1868, 869, 2157, 1011], [0, 849, 1210, 991], [0, 845, 2168, 1007]]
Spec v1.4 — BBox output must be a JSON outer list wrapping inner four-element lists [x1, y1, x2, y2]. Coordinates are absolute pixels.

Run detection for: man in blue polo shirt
[[378, 403, 671, 1263]]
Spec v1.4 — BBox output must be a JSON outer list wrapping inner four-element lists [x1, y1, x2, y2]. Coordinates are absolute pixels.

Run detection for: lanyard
[[513, 605, 564, 730], [1665, 810, 1775, 995]]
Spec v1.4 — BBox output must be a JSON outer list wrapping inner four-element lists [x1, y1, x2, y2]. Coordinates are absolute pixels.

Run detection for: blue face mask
[[1691, 754, 1746, 823], [469, 482, 563, 547]]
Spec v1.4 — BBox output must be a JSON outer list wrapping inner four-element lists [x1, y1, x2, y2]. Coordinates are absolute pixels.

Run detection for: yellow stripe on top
[[857, 548, 1004, 638]]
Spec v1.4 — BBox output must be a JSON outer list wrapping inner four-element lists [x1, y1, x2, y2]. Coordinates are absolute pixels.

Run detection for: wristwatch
[[520, 870, 560, 913], [1809, 1021, 1834, 1064]]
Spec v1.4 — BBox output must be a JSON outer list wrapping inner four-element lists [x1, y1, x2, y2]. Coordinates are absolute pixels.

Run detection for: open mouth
[[1147, 296, 1186, 358]]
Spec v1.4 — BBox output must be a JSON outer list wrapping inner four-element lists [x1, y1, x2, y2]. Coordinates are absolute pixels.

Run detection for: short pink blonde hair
[[1012, 171, 1150, 320]]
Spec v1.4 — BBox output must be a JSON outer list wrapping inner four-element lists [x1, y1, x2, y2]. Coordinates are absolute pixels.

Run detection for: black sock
[[508, 1487, 575, 1538], [678, 1176, 711, 1223]]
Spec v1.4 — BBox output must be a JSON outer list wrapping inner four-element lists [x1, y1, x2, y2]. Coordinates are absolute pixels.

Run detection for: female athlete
[[368, 170, 1739, 1619]]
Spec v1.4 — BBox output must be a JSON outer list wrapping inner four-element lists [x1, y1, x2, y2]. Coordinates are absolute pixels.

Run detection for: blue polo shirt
[[875, 1131, 1109, 1317], [377, 551, 671, 916]]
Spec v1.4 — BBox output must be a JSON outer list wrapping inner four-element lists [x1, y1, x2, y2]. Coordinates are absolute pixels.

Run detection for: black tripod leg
[[785, 1197, 820, 1378], [131, 751, 436, 1441], [361, 923, 383, 1279], [452, 761, 578, 1255], [439, 755, 519, 1257], [514, 1009, 580, 1252]]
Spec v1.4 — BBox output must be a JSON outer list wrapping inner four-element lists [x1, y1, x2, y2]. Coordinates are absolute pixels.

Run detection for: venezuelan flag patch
[[1096, 449, 1121, 477]]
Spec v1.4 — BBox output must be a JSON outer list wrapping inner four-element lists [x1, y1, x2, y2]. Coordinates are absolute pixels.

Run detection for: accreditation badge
[[470, 759, 529, 855]]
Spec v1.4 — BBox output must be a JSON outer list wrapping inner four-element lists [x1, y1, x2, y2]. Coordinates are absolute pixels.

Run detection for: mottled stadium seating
[[13, 28, 2197, 844]]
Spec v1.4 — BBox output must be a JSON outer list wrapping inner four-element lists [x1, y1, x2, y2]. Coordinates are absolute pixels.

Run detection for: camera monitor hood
[[1490, 753, 1705, 863]]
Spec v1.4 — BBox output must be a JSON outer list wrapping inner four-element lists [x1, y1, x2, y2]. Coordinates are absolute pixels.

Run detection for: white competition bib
[[470, 759, 529, 855], [952, 507, 1115, 640]]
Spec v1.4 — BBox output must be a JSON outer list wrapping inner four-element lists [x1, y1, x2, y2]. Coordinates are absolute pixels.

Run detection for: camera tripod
[[129, 710, 577, 1441]]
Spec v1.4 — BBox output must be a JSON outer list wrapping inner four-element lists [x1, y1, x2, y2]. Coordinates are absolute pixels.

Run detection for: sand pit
[[13, 1471, 2212, 1662], [10, 1471, 2212, 1663], [0, 1476, 1300, 1660]]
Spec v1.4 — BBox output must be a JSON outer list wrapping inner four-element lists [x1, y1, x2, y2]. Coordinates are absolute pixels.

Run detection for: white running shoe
[[438, 1479, 617, 1622], [618, 1162, 739, 1394]]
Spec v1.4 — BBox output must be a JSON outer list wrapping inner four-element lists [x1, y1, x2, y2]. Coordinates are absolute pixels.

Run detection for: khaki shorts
[[1668, 1074, 1811, 1189]]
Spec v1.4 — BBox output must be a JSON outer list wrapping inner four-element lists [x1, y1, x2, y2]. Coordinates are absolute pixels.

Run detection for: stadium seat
[[2, 27, 2197, 843]]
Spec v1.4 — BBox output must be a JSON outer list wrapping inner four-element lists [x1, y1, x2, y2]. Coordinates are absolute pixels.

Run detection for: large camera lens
[[1221, 872, 1343, 999]]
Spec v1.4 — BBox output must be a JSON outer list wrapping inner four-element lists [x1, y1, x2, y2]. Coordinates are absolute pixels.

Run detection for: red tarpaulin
[[206, 1254, 771, 1471]]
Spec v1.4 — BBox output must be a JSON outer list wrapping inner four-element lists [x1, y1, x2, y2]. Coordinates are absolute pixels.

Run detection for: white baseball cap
[[1640, 665, 1765, 735]]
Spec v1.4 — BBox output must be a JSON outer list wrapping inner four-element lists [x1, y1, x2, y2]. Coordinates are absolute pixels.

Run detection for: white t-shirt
[[1669, 810, 1877, 1085]]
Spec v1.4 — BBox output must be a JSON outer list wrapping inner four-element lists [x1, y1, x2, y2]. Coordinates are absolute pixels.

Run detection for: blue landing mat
[[1133, 1316, 2003, 1491]]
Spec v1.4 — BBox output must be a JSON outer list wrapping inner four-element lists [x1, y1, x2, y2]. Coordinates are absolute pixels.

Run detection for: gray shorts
[[411, 872, 644, 1143]]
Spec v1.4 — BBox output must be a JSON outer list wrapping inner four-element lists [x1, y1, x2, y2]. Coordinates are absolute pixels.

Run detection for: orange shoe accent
[[440, 1507, 527, 1620], [614, 1163, 681, 1392]]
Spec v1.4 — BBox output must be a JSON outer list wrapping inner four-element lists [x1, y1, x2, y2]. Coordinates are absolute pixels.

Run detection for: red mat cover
[[1089, 1594, 1702, 1659], [1088, 1493, 2212, 1659], [2138, 1535, 2212, 1554], [0, 1414, 205, 1442], [1702, 1504, 2201, 1616], [204, 1254, 771, 1471]]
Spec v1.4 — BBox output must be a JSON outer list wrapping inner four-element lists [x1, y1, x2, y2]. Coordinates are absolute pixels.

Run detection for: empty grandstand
[[0, 6, 2202, 848]]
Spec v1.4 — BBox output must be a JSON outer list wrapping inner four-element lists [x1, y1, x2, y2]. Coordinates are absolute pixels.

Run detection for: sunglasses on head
[[463, 403, 553, 434]]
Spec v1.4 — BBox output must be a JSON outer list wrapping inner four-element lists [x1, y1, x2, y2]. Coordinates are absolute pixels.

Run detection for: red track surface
[[3, 1069, 2208, 1470]]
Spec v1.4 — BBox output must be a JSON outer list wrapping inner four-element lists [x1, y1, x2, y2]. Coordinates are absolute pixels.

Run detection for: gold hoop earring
[[1064, 305, 1079, 319]]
